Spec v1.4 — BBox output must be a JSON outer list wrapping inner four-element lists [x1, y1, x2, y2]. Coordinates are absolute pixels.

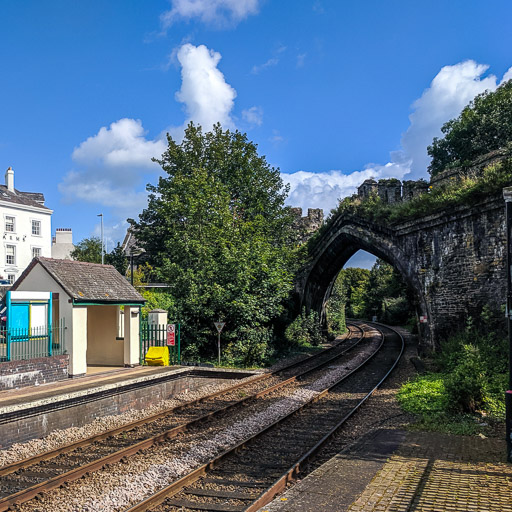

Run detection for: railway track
[[121, 322, 404, 512], [0, 322, 370, 511]]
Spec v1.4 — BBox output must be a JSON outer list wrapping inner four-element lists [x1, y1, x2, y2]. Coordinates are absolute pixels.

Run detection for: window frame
[[5, 244, 16, 266], [31, 219, 41, 237], [4, 215, 15, 233]]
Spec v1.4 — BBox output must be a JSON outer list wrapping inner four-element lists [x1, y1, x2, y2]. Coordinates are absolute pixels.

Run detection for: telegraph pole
[[503, 187, 512, 462]]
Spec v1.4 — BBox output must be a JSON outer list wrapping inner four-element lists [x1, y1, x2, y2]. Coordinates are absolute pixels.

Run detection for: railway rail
[[122, 322, 404, 512], [0, 322, 370, 511]]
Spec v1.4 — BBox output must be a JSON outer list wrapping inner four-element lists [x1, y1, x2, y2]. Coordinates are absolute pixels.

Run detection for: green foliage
[[428, 80, 512, 176], [444, 344, 488, 413], [398, 307, 507, 433], [71, 238, 128, 277], [71, 236, 102, 263], [130, 123, 299, 366], [327, 259, 415, 327], [105, 243, 128, 276], [332, 158, 512, 226], [337, 267, 370, 318], [140, 290, 176, 319], [397, 374, 449, 415], [285, 308, 324, 347], [326, 277, 347, 338]]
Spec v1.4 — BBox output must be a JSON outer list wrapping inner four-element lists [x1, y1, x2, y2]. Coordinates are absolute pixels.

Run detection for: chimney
[[5, 167, 14, 192]]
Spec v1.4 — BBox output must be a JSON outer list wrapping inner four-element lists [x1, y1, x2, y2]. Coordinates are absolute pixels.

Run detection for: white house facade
[[0, 167, 52, 284]]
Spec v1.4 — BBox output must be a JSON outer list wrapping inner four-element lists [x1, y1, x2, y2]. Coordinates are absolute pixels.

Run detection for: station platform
[[0, 363, 257, 415], [0, 363, 257, 449], [262, 428, 512, 512], [0, 365, 183, 414]]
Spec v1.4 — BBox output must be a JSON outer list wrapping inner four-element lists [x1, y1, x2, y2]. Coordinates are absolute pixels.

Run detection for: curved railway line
[[0, 322, 372, 511], [123, 323, 404, 512]]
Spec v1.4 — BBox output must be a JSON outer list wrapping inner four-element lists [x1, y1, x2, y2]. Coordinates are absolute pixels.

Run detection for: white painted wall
[[0, 201, 52, 283], [124, 306, 140, 366]]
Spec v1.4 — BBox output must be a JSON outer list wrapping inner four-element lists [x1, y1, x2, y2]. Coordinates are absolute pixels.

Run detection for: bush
[[285, 309, 324, 347], [398, 308, 508, 431], [444, 344, 488, 413]]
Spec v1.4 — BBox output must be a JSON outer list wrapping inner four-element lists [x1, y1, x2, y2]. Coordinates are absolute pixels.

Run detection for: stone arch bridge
[[295, 193, 506, 348]]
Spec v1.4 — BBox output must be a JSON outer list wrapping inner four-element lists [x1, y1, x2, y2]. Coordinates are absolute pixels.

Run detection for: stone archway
[[296, 215, 431, 344]]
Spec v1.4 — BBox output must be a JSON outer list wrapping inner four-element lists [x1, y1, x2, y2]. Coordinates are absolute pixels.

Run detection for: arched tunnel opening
[[324, 249, 418, 338], [298, 226, 431, 345]]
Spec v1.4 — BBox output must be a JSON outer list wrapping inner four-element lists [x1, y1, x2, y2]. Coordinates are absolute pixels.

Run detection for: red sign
[[167, 324, 176, 346], [419, 315, 428, 324]]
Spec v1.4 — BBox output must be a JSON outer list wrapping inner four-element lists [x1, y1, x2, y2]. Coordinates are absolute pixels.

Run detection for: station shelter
[[11, 257, 145, 376]]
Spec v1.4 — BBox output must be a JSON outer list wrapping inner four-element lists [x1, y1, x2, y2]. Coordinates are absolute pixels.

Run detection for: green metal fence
[[139, 321, 180, 365], [0, 319, 67, 362]]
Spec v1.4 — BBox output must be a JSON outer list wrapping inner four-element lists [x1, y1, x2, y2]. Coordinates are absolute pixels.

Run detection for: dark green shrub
[[285, 308, 324, 347]]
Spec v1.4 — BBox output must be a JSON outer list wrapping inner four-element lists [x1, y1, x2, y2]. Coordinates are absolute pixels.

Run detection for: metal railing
[[140, 322, 180, 365], [0, 319, 67, 362]]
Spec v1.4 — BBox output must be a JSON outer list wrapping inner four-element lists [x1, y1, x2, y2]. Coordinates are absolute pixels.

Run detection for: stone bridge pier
[[296, 193, 506, 348]]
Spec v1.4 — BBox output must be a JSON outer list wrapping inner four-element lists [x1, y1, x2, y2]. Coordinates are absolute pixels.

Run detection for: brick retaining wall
[[0, 373, 246, 448], [0, 355, 69, 391]]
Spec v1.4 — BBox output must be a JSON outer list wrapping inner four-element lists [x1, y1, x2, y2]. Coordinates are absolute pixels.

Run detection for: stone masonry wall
[[300, 193, 507, 349], [396, 195, 506, 342], [0, 355, 69, 391]]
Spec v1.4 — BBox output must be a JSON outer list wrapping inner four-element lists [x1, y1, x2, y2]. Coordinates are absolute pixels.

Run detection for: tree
[[105, 243, 128, 276], [71, 238, 128, 277], [129, 123, 298, 365], [428, 80, 512, 176], [70, 236, 102, 263]]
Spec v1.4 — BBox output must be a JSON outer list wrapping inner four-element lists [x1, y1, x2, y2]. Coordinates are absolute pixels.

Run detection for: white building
[[1, 167, 52, 284], [52, 228, 74, 260]]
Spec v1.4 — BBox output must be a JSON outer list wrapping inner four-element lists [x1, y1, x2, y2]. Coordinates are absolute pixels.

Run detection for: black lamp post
[[502, 186, 512, 462]]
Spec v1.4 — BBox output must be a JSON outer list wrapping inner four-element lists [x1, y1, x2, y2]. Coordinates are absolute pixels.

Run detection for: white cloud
[[251, 57, 279, 75], [174, 43, 236, 132], [242, 106, 263, 126], [296, 53, 306, 68], [283, 161, 409, 214], [399, 60, 498, 178], [60, 43, 238, 229], [59, 118, 166, 217], [161, 0, 259, 28], [501, 66, 512, 84], [284, 60, 510, 212], [251, 46, 286, 75], [72, 118, 165, 171]]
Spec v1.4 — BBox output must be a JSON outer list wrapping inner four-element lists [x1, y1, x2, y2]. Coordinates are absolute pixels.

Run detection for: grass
[[397, 308, 507, 437]]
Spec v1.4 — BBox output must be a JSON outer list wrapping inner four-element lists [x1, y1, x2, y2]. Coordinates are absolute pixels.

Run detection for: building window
[[5, 245, 15, 265], [31, 220, 41, 236], [32, 247, 41, 259], [7, 274, 15, 284], [5, 216, 15, 232]]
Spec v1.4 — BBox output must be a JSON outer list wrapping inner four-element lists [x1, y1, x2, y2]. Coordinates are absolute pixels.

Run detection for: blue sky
[[1, 1, 512, 266]]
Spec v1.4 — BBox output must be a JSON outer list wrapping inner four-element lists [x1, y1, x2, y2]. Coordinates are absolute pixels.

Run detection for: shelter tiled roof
[[12, 257, 145, 304], [0, 185, 51, 211]]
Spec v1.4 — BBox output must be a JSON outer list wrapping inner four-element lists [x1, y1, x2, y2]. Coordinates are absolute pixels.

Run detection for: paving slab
[[262, 429, 512, 512]]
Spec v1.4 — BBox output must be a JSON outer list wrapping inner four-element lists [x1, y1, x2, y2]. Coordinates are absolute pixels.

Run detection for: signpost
[[214, 321, 225, 366], [166, 324, 176, 346]]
